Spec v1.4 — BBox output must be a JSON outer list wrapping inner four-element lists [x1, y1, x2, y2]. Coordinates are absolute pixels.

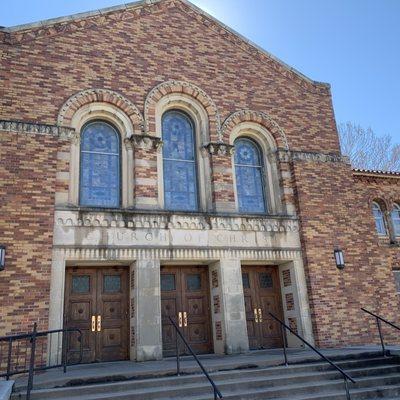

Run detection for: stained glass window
[[187, 274, 202, 291], [162, 111, 198, 211], [80, 121, 120, 208], [372, 202, 387, 235], [259, 272, 273, 288], [234, 138, 266, 213], [161, 274, 176, 291], [72, 276, 90, 293], [104, 275, 121, 293], [391, 204, 400, 236]]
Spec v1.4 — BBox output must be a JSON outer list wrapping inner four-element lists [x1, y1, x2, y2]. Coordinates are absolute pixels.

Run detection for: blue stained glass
[[80, 121, 120, 208], [162, 111, 198, 211], [234, 138, 266, 213]]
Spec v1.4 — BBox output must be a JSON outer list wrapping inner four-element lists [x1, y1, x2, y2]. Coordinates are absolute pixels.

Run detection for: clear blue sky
[[1, 0, 399, 143]]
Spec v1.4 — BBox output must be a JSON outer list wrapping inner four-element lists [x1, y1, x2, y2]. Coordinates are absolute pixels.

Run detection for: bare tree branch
[[338, 122, 400, 171]]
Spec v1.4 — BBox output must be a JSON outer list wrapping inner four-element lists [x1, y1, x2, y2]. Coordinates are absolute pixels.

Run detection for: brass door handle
[[183, 312, 188, 327], [254, 308, 259, 323], [97, 315, 101, 332], [178, 312, 183, 328], [258, 308, 263, 323], [91, 315, 96, 332]]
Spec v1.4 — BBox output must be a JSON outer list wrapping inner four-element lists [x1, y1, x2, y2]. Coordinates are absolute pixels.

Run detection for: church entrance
[[64, 266, 129, 363], [242, 266, 284, 349], [161, 266, 213, 357]]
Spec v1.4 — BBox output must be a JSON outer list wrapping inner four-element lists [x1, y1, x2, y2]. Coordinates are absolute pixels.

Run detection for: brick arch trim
[[144, 80, 222, 140], [57, 88, 144, 128], [222, 110, 289, 150]]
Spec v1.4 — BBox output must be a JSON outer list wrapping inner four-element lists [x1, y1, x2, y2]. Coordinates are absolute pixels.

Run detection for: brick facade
[[0, 0, 399, 350]]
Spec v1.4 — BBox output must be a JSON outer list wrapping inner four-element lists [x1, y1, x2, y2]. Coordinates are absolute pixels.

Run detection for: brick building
[[0, 0, 399, 363]]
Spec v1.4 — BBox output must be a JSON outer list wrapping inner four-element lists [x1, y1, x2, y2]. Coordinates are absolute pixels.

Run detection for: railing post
[[26, 322, 38, 400], [62, 331, 68, 374], [175, 330, 180, 376], [376, 317, 386, 357], [280, 324, 288, 366], [6, 338, 12, 381], [344, 377, 351, 400]]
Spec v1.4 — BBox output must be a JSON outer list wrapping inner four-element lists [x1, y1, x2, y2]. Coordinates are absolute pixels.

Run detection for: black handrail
[[168, 316, 223, 400], [361, 307, 400, 356], [269, 312, 355, 400], [0, 323, 83, 400]]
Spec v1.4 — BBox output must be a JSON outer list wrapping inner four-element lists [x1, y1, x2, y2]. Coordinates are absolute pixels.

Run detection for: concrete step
[[12, 359, 400, 400], [11, 355, 397, 393], [11, 354, 400, 400]]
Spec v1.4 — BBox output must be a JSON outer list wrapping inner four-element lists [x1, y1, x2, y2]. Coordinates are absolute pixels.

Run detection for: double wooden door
[[161, 266, 213, 357], [64, 267, 129, 363], [242, 266, 284, 349]]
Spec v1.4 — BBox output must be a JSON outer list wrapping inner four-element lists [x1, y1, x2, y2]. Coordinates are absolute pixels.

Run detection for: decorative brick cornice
[[204, 142, 234, 156], [0, 119, 75, 139], [144, 79, 222, 139], [222, 110, 289, 150], [57, 88, 144, 129], [129, 134, 163, 150], [276, 149, 349, 164]]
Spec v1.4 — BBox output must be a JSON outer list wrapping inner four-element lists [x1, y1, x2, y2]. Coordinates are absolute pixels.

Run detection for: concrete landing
[[12, 345, 398, 392], [0, 381, 14, 400]]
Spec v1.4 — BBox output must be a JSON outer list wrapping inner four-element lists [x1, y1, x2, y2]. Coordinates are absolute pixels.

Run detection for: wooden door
[[161, 266, 213, 357], [242, 266, 283, 349], [64, 267, 129, 363]]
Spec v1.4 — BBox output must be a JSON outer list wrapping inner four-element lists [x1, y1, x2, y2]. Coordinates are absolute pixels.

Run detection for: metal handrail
[[269, 312, 355, 400], [361, 307, 400, 356], [168, 316, 223, 400], [0, 323, 83, 400]]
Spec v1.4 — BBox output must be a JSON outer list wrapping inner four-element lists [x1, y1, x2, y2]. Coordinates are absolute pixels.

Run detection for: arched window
[[372, 202, 387, 235], [79, 121, 120, 208], [234, 138, 266, 213], [162, 110, 198, 211], [391, 203, 400, 236]]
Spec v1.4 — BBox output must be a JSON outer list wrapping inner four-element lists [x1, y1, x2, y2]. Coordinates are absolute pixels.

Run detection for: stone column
[[210, 259, 249, 355], [134, 259, 163, 361]]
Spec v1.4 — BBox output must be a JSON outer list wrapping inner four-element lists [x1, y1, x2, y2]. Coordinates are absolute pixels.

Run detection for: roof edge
[[0, 0, 330, 89], [353, 168, 400, 179]]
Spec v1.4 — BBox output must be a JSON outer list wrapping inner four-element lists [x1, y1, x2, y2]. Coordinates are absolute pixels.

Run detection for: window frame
[[372, 201, 387, 236], [233, 137, 267, 214], [78, 120, 122, 209], [391, 203, 400, 237], [161, 110, 200, 212], [393, 270, 400, 294]]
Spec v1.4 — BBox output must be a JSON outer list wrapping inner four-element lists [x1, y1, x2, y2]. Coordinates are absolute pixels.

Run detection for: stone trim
[[276, 149, 350, 164], [53, 246, 302, 261], [57, 88, 144, 130], [144, 79, 222, 140], [130, 134, 163, 150], [0, 119, 75, 139], [222, 110, 289, 150], [55, 211, 299, 232], [204, 142, 235, 156]]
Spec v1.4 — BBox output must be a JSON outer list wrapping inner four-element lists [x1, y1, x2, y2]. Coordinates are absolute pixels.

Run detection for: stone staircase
[[11, 352, 400, 400]]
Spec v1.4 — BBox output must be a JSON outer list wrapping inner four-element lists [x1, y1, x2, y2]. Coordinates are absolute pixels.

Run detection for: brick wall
[[0, 0, 398, 348], [0, 130, 62, 335]]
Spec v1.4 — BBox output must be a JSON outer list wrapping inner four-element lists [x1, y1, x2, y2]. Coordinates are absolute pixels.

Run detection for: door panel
[[161, 266, 213, 357], [65, 269, 97, 363], [96, 268, 129, 362], [64, 267, 129, 363], [242, 266, 284, 350]]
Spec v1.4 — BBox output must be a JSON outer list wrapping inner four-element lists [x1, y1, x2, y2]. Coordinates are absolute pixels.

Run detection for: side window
[[372, 202, 387, 236], [80, 121, 120, 208], [234, 138, 266, 213], [391, 203, 400, 237], [162, 110, 198, 211]]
